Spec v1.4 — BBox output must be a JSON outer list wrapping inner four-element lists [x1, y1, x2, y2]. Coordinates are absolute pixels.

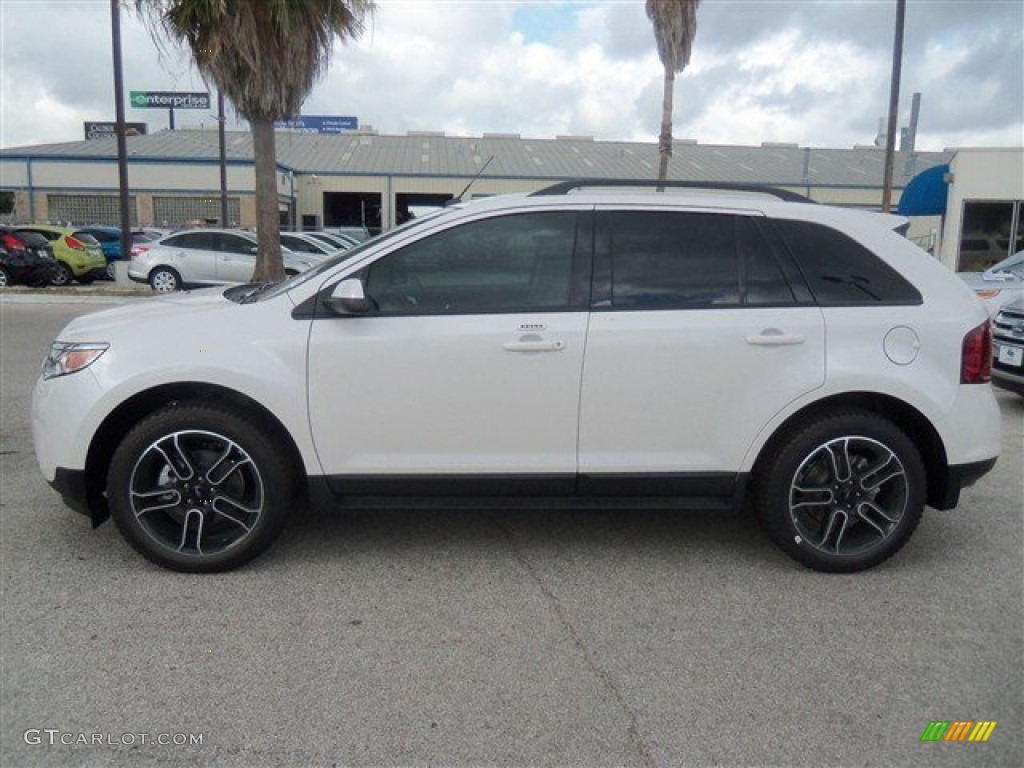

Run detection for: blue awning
[[898, 164, 949, 216]]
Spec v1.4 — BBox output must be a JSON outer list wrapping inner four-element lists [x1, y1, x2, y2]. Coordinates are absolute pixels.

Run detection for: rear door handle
[[503, 339, 565, 353], [746, 329, 806, 346]]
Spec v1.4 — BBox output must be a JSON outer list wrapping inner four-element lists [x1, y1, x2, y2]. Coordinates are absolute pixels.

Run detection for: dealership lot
[[2, 299, 1021, 767]]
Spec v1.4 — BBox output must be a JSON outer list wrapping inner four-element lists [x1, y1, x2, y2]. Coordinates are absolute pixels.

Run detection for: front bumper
[[49, 467, 108, 526], [992, 338, 1024, 395]]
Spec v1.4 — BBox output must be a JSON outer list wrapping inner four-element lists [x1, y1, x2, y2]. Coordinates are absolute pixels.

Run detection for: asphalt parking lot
[[1, 296, 1021, 767]]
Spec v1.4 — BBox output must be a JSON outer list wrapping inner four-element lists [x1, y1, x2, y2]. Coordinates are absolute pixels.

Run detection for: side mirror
[[326, 278, 371, 315]]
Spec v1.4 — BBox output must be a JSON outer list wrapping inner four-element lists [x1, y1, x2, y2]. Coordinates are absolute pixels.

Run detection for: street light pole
[[881, 0, 906, 213], [111, 0, 132, 272]]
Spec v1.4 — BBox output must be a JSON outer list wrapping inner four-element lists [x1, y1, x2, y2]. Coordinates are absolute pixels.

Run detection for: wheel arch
[[83, 382, 307, 527], [750, 392, 951, 510]]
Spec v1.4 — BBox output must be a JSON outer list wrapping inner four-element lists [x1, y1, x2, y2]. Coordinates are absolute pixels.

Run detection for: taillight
[[2, 234, 26, 251], [961, 321, 992, 384], [130, 245, 149, 259], [65, 235, 85, 250]]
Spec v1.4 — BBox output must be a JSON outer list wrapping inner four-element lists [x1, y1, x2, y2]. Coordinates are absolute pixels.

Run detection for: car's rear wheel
[[755, 411, 926, 573], [149, 266, 181, 292], [51, 263, 73, 286], [107, 403, 294, 572], [105, 262, 117, 280]]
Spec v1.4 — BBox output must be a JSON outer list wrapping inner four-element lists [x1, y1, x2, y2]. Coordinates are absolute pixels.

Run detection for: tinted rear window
[[771, 219, 921, 306], [9, 231, 49, 247]]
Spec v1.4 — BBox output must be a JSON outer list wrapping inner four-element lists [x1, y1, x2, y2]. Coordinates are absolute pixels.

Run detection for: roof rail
[[529, 179, 815, 203]]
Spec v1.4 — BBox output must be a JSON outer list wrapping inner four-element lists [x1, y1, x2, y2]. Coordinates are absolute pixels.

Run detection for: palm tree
[[134, 0, 374, 282], [646, 0, 700, 186]]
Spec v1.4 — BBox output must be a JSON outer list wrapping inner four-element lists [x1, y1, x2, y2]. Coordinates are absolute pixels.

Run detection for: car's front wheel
[[107, 403, 295, 572], [149, 266, 181, 292], [755, 411, 926, 573]]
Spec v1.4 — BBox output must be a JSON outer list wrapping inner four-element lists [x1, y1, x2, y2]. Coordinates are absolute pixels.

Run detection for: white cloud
[[0, 0, 1020, 151]]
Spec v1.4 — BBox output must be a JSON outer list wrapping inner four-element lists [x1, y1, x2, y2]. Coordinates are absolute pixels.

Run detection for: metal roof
[[2, 129, 951, 188]]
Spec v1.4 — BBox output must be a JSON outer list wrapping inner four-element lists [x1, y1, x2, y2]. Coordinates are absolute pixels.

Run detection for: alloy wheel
[[128, 430, 265, 557], [788, 435, 909, 557]]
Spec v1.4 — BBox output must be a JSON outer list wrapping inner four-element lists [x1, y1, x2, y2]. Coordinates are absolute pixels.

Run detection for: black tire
[[755, 411, 926, 573], [77, 273, 95, 285], [0, 266, 10, 288], [149, 266, 181, 292], [107, 402, 295, 572], [51, 262, 73, 286]]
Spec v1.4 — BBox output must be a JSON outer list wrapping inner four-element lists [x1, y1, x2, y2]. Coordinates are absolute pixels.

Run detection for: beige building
[[3, 129, 1020, 272]]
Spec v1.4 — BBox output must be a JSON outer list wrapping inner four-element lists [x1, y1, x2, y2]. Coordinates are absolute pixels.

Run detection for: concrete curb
[[0, 287, 155, 304]]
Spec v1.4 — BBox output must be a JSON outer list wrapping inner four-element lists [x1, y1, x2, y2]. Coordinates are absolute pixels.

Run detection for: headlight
[[42, 341, 109, 380]]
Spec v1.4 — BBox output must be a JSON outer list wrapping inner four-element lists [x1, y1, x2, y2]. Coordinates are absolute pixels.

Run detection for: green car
[[15, 225, 107, 285]]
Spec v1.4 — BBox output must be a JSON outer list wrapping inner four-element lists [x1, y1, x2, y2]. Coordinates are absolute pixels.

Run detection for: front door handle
[[746, 329, 806, 346]]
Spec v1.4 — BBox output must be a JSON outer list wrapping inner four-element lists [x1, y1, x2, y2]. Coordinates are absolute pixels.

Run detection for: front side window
[[216, 234, 255, 254], [597, 211, 795, 308], [364, 211, 578, 315], [163, 232, 216, 251], [282, 235, 323, 254]]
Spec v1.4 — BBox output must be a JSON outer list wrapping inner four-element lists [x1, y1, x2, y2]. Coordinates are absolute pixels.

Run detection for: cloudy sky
[[1, 0, 1021, 151]]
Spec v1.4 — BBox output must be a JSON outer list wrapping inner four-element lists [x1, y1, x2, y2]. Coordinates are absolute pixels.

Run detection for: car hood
[[56, 287, 234, 341]]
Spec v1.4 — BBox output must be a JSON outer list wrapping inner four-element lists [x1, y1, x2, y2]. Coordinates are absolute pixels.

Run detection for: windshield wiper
[[239, 282, 276, 304]]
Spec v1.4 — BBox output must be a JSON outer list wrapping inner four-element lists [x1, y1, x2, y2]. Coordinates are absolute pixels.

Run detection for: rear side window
[[595, 211, 796, 308], [771, 219, 922, 306]]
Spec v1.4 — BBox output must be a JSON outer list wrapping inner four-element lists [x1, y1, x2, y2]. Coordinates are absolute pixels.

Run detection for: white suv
[[32, 182, 1001, 573]]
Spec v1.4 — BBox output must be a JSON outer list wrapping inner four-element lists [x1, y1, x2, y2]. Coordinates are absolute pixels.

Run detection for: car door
[[578, 208, 825, 489], [159, 232, 219, 283], [214, 233, 258, 282], [307, 208, 591, 491]]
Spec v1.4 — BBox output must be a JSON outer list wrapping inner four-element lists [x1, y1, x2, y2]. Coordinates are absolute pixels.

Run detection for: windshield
[[234, 207, 457, 303], [986, 250, 1024, 277]]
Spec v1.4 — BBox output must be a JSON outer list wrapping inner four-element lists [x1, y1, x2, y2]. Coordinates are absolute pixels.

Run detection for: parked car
[[305, 231, 358, 250], [15, 225, 107, 285], [280, 231, 342, 257], [0, 227, 60, 287], [75, 225, 126, 279], [33, 182, 1000, 573], [128, 228, 322, 291], [958, 249, 1024, 315], [991, 298, 1024, 395]]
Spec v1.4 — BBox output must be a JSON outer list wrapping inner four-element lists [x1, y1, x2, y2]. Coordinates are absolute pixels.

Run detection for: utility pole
[[881, 0, 906, 213], [111, 0, 132, 272], [218, 91, 228, 227]]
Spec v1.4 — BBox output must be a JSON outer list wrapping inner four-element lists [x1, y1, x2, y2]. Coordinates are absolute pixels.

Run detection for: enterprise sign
[[130, 91, 211, 110]]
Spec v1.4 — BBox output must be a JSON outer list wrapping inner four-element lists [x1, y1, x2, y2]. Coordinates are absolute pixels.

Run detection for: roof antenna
[[450, 155, 494, 204]]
